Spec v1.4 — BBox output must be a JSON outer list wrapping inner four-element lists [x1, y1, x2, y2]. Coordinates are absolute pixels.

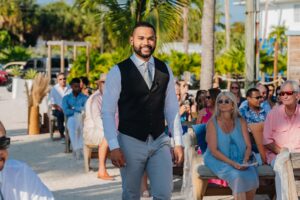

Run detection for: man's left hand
[[173, 146, 184, 166]]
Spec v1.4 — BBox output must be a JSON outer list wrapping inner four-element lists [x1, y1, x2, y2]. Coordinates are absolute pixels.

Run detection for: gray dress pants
[[118, 133, 173, 200]]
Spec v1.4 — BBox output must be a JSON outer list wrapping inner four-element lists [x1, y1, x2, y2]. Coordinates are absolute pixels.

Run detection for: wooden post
[[47, 44, 52, 80], [227, 73, 231, 90], [86, 45, 90, 75], [278, 73, 282, 86], [73, 45, 77, 61], [213, 73, 219, 88], [245, 0, 255, 89], [60, 40, 65, 73], [28, 106, 40, 135]]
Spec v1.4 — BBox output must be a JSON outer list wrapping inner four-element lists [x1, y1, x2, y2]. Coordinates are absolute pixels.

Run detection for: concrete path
[[0, 86, 269, 200]]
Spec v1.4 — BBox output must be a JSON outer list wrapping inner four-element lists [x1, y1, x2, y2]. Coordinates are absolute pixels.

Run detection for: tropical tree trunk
[[273, 40, 278, 86], [225, 0, 230, 50], [183, 5, 189, 54], [200, 0, 216, 90], [28, 105, 40, 135], [261, 0, 269, 47], [136, 0, 143, 23]]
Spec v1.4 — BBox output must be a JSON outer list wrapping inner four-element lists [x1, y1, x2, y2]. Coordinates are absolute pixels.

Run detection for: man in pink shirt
[[263, 80, 300, 164]]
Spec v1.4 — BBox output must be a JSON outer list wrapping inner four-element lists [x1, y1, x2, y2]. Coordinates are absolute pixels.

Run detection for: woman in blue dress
[[203, 91, 259, 200]]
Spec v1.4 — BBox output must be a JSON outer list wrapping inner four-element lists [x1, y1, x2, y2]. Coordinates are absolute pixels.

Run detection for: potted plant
[[11, 66, 23, 99], [25, 73, 50, 135], [24, 69, 37, 91]]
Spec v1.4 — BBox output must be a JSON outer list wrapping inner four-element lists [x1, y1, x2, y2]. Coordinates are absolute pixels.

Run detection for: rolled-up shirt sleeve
[[164, 65, 183, 146], [101, 66, 121, 150]]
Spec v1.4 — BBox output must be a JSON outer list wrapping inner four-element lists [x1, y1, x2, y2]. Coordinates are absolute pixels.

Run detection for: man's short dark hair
[[132, 22, 156, 35], [70, 78, 80, 85], [246, 88, 260, 97]]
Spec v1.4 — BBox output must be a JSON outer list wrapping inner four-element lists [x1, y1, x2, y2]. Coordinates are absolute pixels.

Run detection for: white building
[[234, 0, 300, 38]]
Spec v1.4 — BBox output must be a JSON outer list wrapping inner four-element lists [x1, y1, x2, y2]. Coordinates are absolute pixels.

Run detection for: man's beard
[[133, 44, 155, 59]]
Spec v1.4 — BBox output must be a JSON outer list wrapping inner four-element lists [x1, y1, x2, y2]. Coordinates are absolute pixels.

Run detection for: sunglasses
[[279, 91, 296, 96], [206, 96, 211, 100], [59, 78, 66, 80], [251, 96, 263, 100], [217, 99, 231, 104], [231, 86, 239, 90]]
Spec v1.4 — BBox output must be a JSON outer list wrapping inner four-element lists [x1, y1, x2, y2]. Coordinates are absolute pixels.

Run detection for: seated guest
[[0, 121, 54, 200], [79, 76, 92, 96], [195, 89, 207, 112], [267, 84, 276, 107], [239, 83, 272, 114], [263, 80, 300, 163], [263, 80, 300, 199], [62, 78, 88, 159], [256, 83, 272, 112], [196, 88, 221, 124], [230, 82, 246, 107], [204, 92, 258, 199], [240, 88, 268, 164], [84, 74, 114, 180], [48, 73, 71, 140]]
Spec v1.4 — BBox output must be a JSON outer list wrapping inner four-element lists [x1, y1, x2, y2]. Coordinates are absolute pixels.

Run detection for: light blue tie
[[143, 62, 152, 89]]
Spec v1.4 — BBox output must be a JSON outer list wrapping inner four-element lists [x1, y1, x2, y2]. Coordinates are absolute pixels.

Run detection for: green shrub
[[24, 69, 38, 79], [10, 66, 22, 77]]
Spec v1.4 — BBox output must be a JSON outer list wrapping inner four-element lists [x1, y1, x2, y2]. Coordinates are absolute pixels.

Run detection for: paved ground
[[0, 86, 269, 200]]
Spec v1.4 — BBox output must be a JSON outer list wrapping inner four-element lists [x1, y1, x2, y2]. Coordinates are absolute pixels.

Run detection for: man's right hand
[[110, 148, 126, 168]]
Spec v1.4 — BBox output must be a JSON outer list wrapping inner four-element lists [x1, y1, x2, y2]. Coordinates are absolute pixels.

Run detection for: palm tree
[[268, 25, 287, 86], [200, 0, 216, 90], [183, 2, 189, 54], [76, 0, 187, 49], [261, 0, 269, 47]]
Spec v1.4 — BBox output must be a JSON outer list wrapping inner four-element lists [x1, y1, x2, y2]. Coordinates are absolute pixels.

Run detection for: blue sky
[[37, 0, 246, 23]]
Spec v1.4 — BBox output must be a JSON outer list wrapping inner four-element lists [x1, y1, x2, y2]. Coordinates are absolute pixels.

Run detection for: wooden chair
[[47, 105, 57, 140], [83, 144, 99, 173], [64, 116, 71, 153]]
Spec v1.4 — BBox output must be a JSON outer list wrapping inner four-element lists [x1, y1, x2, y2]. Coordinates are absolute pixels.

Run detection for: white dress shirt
[[48, 84, 71, 108], [101, 53, 183, 150], [1, 159, 54, 200]]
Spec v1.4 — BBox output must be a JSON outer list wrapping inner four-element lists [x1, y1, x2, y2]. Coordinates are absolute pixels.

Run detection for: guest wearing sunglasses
[[204, 92, 259, 199], [239, 83, 272, 115], [263, 80, 300, 199], [240, 88, 268, 164], [48, 73, 71, 140], [196, 88, 221, 124], [230, 82, 246, 107]]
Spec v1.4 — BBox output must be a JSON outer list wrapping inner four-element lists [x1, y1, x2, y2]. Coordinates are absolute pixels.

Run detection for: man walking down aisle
[[101, 22, 184, 200]]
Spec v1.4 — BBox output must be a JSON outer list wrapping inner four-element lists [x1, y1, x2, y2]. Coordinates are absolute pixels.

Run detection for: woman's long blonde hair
[[213, 91, 240, 119]]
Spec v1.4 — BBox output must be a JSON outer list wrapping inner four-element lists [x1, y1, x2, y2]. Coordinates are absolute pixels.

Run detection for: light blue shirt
[[48, 84, 71, 108], [62, 92, 88, 117], [101, 54, 183, 150]]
